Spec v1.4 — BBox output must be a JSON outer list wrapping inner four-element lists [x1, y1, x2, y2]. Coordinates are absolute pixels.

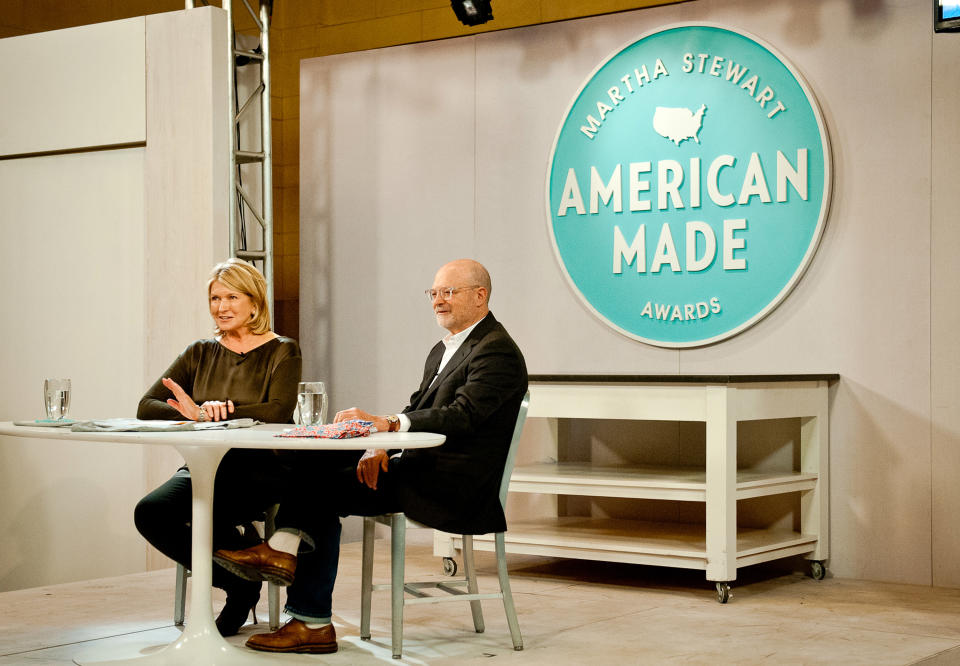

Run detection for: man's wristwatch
[[196, 407, 208, 422], [385, 415, 400, 432]]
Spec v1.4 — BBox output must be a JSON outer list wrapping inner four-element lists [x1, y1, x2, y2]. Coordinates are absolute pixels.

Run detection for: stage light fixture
[[451, 0, 493, 26]]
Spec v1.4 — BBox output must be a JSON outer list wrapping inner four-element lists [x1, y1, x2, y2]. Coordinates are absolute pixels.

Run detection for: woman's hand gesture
[[162, 377, 235, 422], [162, 377, 202, 420]]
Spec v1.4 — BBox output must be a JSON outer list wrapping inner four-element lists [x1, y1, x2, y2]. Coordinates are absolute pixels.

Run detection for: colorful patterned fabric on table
[[275, 419, 375, 439]]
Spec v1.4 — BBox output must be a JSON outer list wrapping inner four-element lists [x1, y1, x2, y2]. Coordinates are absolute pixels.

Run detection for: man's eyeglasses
[[425, 285, 480, 302]]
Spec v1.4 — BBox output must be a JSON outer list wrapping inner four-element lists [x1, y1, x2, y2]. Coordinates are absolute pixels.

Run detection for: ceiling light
[[451, 0, 493, 26]]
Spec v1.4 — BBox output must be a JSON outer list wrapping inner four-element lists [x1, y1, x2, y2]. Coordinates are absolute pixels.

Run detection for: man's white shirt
[[395, 315, 486, 432]]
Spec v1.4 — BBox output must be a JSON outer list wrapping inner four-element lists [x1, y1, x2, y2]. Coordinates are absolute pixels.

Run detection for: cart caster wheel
[[442, 557, 458, 576], [810, 560, 826, 580], [715, 582, 731, 604]]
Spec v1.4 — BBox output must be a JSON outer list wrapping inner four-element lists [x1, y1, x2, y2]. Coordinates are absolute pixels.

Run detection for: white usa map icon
[[653, 104, 707, 145]]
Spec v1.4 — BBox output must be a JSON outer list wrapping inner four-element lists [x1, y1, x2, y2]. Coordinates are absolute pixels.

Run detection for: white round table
[[0, 422, 444, 665]]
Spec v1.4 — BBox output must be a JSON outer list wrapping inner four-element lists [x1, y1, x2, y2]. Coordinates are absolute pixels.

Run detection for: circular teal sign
[[547, 24, 831, 347]]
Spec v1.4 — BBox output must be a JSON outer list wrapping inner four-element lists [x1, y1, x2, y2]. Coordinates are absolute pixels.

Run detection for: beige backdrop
[[300, 0, 960, 588]]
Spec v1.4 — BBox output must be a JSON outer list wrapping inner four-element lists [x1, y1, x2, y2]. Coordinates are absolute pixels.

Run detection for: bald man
[[215, 259, 528, 654]]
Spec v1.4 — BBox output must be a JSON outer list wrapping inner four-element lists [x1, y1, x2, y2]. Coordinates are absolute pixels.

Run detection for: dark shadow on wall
[[931, 416, 960, 588], [829, 375, 933, 585]]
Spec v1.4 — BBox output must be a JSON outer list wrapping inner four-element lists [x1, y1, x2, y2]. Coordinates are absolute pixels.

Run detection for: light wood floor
[[2, 540, 959, 665]]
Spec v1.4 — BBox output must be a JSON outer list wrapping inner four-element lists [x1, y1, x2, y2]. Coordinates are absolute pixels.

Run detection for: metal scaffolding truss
[[187, 0, 275, 319]]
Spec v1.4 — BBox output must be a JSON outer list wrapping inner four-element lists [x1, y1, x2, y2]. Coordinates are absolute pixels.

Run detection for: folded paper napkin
[[275, 419, 375, 439], [13, 418, 78, 427], [69, 418, 259, 432]]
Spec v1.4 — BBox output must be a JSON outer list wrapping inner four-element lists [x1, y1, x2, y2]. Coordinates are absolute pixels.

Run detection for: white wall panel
[[0, 18, 146, 156], [0, 149, 146, 591], [143, 7, 230, 381]]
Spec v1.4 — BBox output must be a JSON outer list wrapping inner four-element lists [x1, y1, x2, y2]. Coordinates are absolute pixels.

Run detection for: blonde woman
[[134, 259, 301, 636]]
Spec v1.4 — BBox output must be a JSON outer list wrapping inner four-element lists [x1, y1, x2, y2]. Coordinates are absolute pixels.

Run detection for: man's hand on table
[[334, 407, 388, 433]]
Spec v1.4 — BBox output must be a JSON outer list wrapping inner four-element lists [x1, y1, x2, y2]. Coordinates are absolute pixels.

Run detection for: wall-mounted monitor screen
[[935, 0, 960, 32]]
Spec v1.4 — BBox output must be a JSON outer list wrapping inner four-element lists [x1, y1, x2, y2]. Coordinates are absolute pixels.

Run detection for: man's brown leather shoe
[[213, 542, 296, 587], [245, 619, 337, 654]]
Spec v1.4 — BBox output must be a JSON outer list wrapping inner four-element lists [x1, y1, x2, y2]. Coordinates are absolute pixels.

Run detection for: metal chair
[[360, 390, 530, 658], [174, 505, 281, 630]]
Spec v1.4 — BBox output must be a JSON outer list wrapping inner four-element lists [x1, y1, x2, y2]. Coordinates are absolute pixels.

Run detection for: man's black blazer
[[392, 311, 528, 536]]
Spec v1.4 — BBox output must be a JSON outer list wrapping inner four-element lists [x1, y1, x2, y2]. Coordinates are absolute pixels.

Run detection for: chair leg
[[267, 582, 280, 630], [173, 563, 187, 627], [264, 506, 280, 630], [360, 516, 375, 641], [390, 514, 406, 659], [461, 535, 485, 633], [495, 532, 523, 651]]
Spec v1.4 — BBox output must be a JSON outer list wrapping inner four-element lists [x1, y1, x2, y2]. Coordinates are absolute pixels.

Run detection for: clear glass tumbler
[[297, 381, 328, 426], [43, 378, 71, 421]]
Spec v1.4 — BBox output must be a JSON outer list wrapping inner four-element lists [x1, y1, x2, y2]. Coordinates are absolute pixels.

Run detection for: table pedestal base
[[74, 628, 322, 665], [75, 444, 315, 665]]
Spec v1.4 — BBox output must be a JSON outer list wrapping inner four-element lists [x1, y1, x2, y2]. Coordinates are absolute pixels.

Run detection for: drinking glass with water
[[43, 378, 71, 421], [297, 381, 328, 426]]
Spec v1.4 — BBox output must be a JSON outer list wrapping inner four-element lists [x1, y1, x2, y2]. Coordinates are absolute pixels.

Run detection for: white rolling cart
[[435, 374, 836, 603]]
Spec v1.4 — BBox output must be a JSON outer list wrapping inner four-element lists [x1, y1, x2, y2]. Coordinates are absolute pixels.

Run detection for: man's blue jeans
[[281, 514, 341, 622], [277, 456, 401, 622]]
